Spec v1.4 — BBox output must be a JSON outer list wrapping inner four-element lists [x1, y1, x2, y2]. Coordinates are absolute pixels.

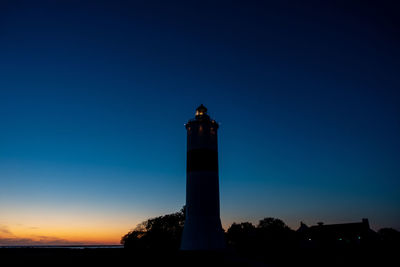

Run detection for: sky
[[0, 0, 399, 245]]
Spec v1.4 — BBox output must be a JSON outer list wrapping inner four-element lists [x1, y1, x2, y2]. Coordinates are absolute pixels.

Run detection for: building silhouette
[[297, 218, 377, 246], [180, 105, 226, 250]]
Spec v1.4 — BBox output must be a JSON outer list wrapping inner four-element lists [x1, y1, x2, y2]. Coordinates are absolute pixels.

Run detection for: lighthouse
[[181, 104, 226, 250]]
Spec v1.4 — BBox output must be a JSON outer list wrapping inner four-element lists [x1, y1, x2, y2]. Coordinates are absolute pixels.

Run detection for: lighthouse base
[[180, 215, 226, 251]]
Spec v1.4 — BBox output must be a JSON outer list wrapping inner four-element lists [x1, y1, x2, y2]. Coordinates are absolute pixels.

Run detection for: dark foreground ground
[[0, 248, 258, 267], [0, 246, 397, 267]]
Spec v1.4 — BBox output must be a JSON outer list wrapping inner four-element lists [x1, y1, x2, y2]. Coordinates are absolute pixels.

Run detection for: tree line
[[121, 207, 399, 257]]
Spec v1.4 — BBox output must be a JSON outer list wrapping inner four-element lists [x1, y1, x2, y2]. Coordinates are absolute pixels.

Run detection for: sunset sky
[[1, 1, 399, 245]]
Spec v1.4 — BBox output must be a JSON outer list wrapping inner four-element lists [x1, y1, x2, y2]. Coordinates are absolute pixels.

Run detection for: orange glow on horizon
[[0, 223, 130, 245], [0, 208, 149, 246]]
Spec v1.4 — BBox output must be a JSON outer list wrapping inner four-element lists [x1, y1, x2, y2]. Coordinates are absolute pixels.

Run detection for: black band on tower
[[187, 149, 218, 172]]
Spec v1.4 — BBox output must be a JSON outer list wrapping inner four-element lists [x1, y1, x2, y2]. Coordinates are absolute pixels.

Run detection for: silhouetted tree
[[378, 228, 400, 248], [121, 207, 185, 250], [257, 217, 289, 231], [226, 217, 296, 261], [226, 222, 256, 252], [255, 217, 296, 256]]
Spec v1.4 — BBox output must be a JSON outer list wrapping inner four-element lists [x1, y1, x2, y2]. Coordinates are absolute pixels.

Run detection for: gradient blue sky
[[0, 1, 399, 245]]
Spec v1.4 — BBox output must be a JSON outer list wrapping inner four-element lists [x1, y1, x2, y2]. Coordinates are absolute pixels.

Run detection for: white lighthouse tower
[[181, 104, 226, 250]]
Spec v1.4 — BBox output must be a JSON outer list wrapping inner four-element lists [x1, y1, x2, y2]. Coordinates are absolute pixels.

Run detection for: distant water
[[0, 245, 123, 249]]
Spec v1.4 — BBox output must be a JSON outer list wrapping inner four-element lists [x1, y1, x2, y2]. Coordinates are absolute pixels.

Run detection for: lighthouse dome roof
[[196, 104, 207, 117]]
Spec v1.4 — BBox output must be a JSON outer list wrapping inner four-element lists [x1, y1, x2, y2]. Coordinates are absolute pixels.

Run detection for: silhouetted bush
[[256, 217, 296, 249], [226, 222, 257, 252], [226, 217, 296, 258], [378, 228, 400, 247], [121, 207, 185, 250]]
